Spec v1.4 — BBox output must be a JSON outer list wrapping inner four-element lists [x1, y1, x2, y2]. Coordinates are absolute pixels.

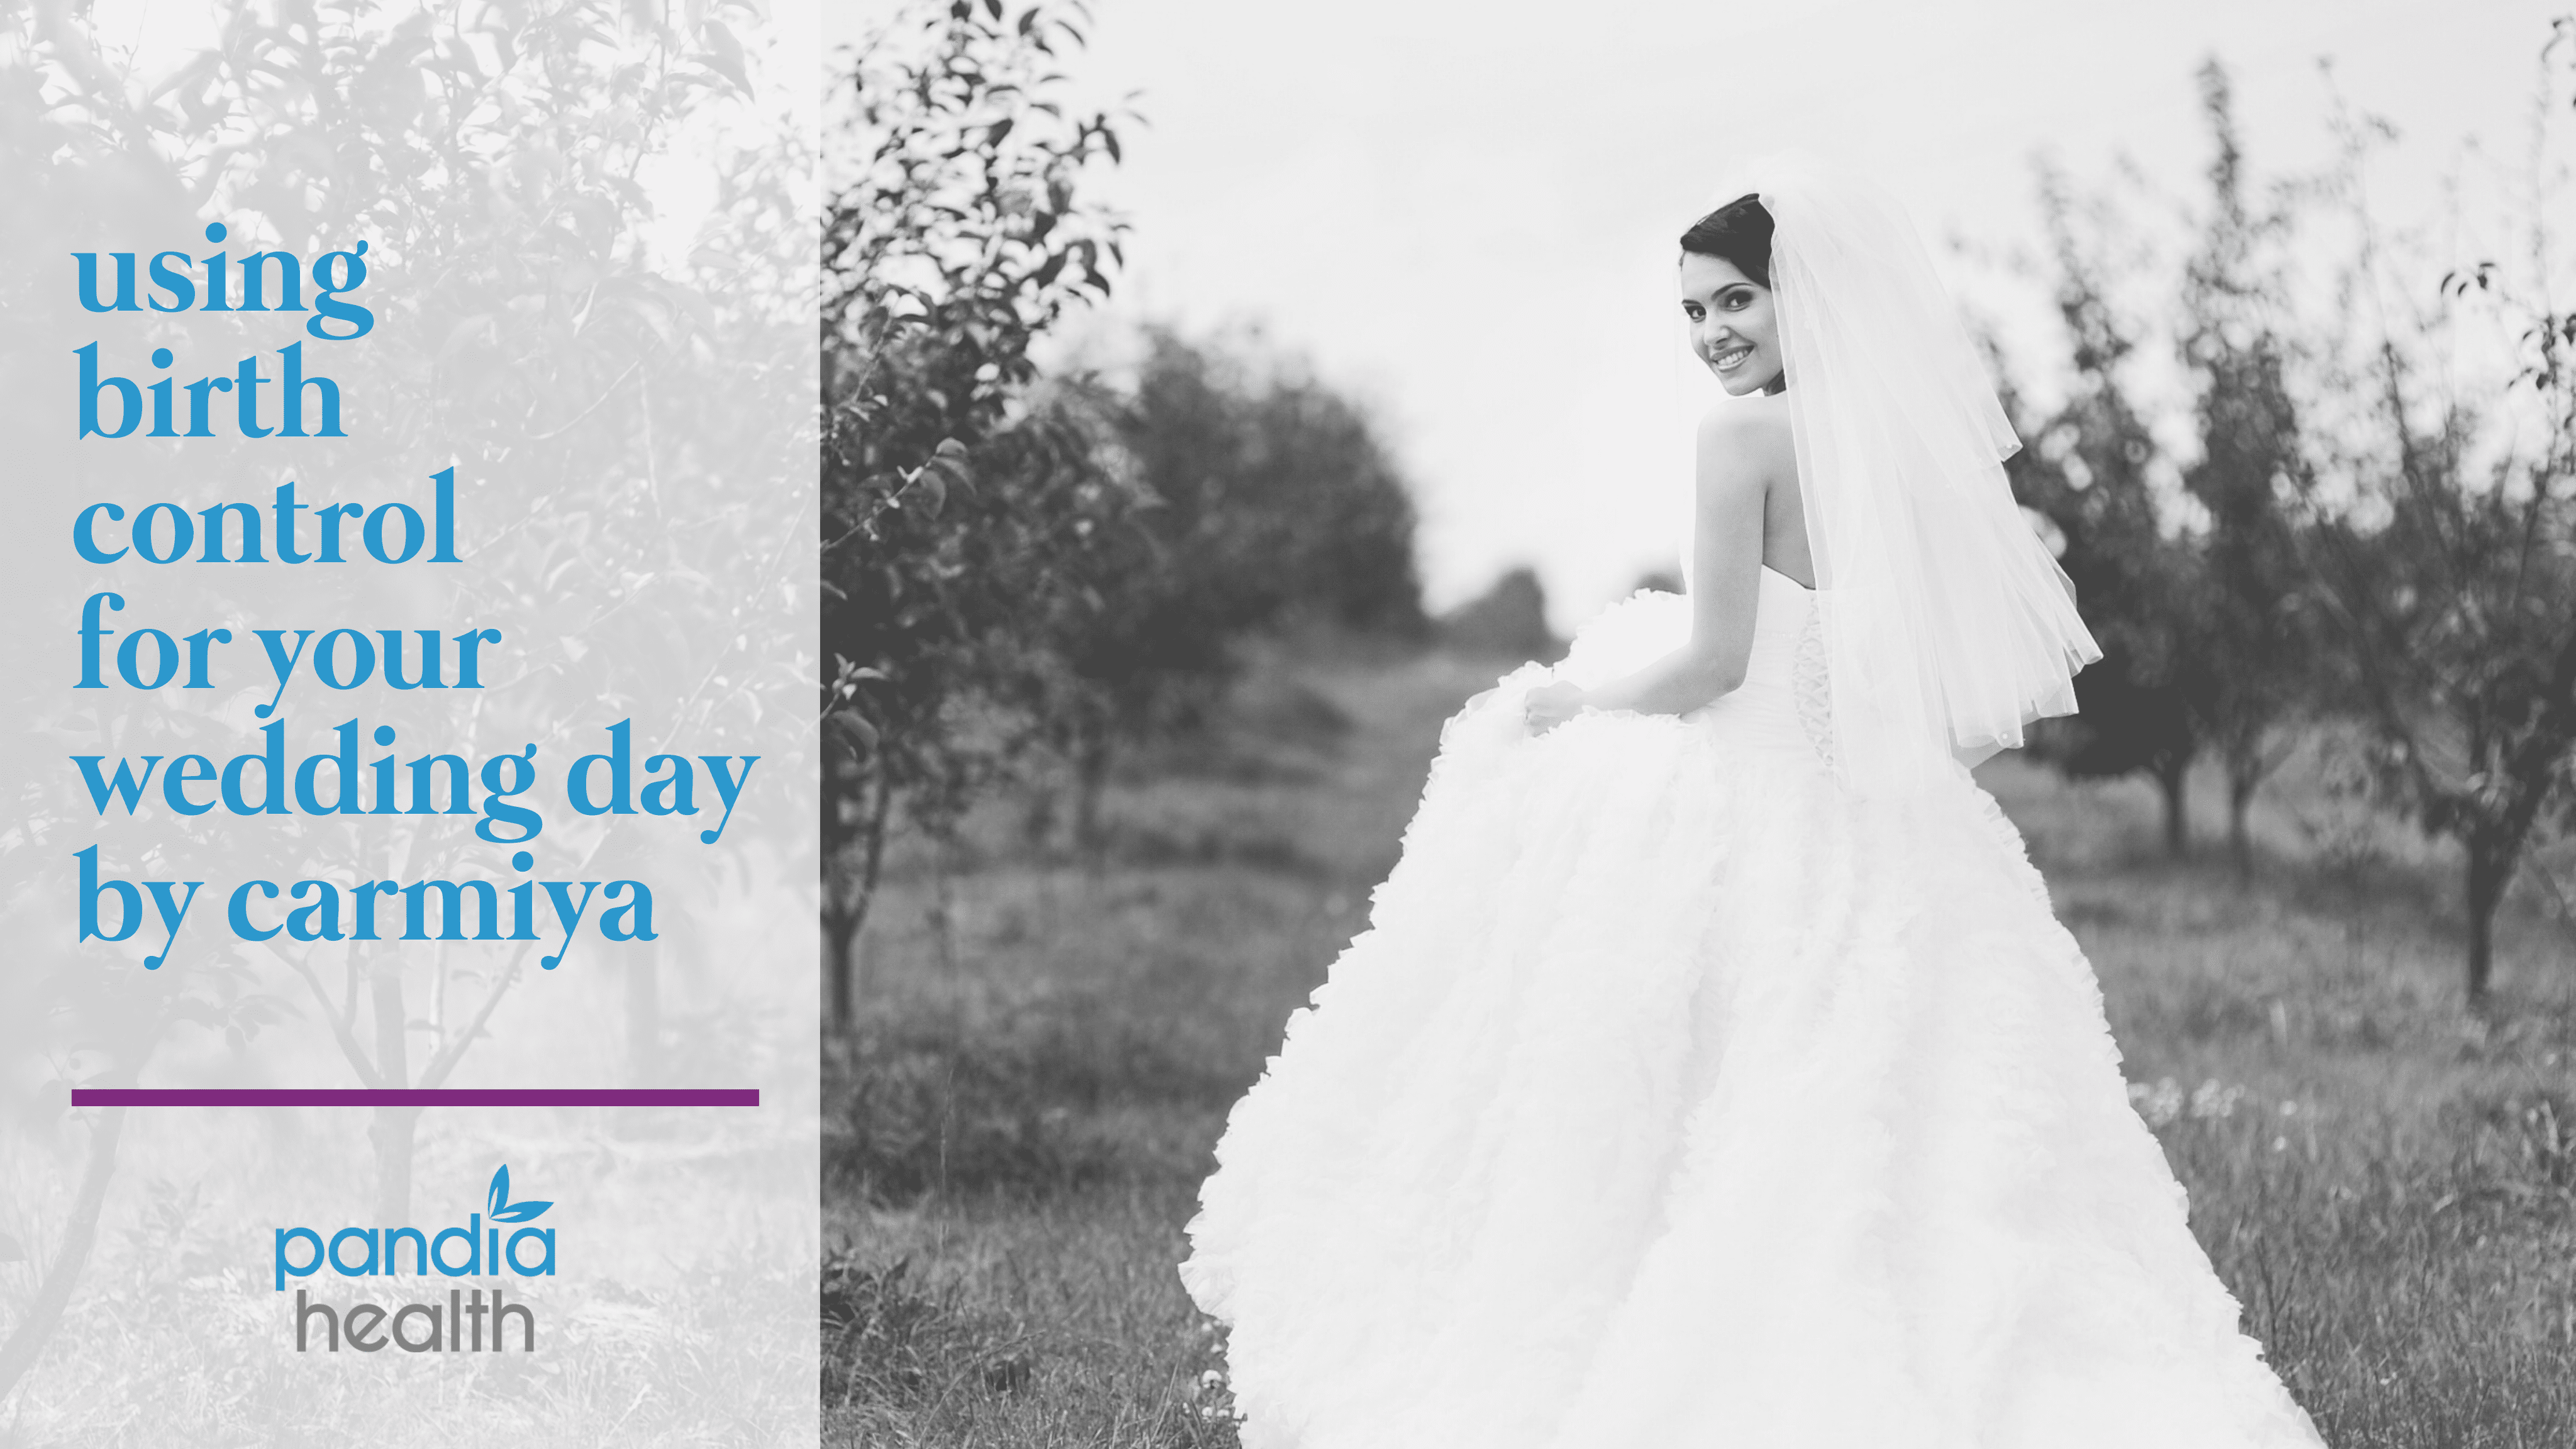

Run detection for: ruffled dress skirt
[[1179, 568, 2324, 1448]]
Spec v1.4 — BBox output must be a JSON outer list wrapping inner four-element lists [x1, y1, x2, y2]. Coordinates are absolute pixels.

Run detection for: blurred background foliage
[[823, 0, 1424, 1027], [2009, 38, 2576, 1010]]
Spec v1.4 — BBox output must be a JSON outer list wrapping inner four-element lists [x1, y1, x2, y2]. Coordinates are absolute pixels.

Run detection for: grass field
[[823, 638, 2576, 1448]]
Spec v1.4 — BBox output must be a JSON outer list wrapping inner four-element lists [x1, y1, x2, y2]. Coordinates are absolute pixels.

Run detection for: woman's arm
[[1529, 408, 1782, 730]]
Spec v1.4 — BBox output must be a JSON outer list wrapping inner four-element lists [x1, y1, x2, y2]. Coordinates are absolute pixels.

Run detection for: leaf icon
[[486, 1164, 552, 1223]]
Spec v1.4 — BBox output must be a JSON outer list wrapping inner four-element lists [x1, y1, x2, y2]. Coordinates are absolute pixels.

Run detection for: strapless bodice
[[1741, 564, 1819, 686], [1684, 565, 1831, 761]]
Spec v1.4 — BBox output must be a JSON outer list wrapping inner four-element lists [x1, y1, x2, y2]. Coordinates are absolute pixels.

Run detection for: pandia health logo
[[274, 1164, 555, 1353]]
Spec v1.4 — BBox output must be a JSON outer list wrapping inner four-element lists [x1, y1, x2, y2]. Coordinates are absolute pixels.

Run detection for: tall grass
[[826, 643, 2576, 1448]]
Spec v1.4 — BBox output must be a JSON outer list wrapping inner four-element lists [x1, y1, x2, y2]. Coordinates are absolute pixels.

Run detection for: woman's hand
[[1521, 680, 1589, 735]]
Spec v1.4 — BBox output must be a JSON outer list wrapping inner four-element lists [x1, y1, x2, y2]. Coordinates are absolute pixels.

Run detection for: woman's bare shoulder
[[1694, 396, 1794, 494]]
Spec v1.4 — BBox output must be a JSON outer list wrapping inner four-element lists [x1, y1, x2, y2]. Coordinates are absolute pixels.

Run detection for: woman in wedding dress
[[1177, 153, 2328, 1448]]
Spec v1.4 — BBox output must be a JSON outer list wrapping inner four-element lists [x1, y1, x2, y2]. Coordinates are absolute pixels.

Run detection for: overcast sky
[[850, 0, 2555, 625]]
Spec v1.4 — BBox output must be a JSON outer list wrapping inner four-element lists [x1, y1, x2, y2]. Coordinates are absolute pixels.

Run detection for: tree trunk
[[824, 899, 855, 1032], [2156, 757, 2191, 859], [2226, 765, 2258, 880], [369, 1106, 421, 1224], [929, 850, 958, 975], [828, 770, 894, 1033], [1020, 783, 1059, 852], [1074, 729, 1113, 854], [2465, 839, 2506, 1011], [368, 953, 416, 1222], [625, 938, 660, 1086], [0, 1102, 127, 1399]]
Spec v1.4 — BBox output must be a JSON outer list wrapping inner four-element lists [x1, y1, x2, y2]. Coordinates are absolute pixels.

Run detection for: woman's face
[[1678, 252, 1784, 396]]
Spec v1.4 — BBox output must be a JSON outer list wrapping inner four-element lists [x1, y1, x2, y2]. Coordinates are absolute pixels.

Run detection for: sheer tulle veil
[[1713, 152, 2101, 792]]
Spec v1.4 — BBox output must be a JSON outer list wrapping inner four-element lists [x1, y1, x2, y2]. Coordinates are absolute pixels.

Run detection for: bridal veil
[[1716, 152, 2101, 792]]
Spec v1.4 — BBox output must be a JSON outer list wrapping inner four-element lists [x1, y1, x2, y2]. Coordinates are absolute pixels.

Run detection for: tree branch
[[286, 949, 382, 1090], [417, 944, 535, 1091], [0, 1101, 127, 1401]]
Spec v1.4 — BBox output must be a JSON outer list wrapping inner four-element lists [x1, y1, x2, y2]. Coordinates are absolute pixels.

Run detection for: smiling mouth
[[1709, 344, 1755, 372]]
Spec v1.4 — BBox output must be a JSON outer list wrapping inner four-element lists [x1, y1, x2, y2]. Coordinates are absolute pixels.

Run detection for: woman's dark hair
[[1679, 194, 1774, 287]]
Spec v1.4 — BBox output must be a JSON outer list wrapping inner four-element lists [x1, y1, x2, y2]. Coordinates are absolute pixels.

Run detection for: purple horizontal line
[[71, 1089, 760, 1108]]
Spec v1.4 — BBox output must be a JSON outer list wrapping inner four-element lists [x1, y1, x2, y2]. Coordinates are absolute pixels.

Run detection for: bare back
[[1709, 392, 1811, 588]]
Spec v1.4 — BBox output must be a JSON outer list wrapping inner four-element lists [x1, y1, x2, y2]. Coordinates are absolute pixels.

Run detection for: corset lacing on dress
[[1790, 606, 1833, 766]]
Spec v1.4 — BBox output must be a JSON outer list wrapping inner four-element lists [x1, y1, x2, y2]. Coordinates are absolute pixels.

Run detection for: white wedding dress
[[1179, 565, 2327, 1447]]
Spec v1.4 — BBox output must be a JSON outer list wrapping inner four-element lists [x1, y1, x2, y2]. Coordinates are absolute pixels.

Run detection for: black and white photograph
[[828, 2, 2575, 1445]]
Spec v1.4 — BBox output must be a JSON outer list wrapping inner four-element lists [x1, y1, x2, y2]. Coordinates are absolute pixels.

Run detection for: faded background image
[[0, 2, 818, 1445], [831, 3, 2576, 1446]]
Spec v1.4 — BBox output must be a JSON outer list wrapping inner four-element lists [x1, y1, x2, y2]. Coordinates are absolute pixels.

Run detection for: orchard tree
[[2016, 163, 2207, 857], [823, 0, 1136, 1024], [2298, 25, 2576, 1006], [2178, 61, 2323, 875], [1228, 353, 1426, 638], [1439, 567, 1560, 663], [1040, 330, 1423, 844]]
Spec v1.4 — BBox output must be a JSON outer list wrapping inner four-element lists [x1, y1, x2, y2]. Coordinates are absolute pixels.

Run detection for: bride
[[1177, 153, 2328, 1448]]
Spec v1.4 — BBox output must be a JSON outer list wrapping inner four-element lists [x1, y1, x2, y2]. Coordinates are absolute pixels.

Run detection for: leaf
[[235, 992, 303, 1024], [165, 999, 226, 1028], [699, 19, 749, 95], [0, 1233, 23, 1263], [486, 1163, 550, 1219], [926, 452, 973, 499], [831, 711, 881, 751], [438, 313, 499, 361], [623, 0, 670, 40]]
